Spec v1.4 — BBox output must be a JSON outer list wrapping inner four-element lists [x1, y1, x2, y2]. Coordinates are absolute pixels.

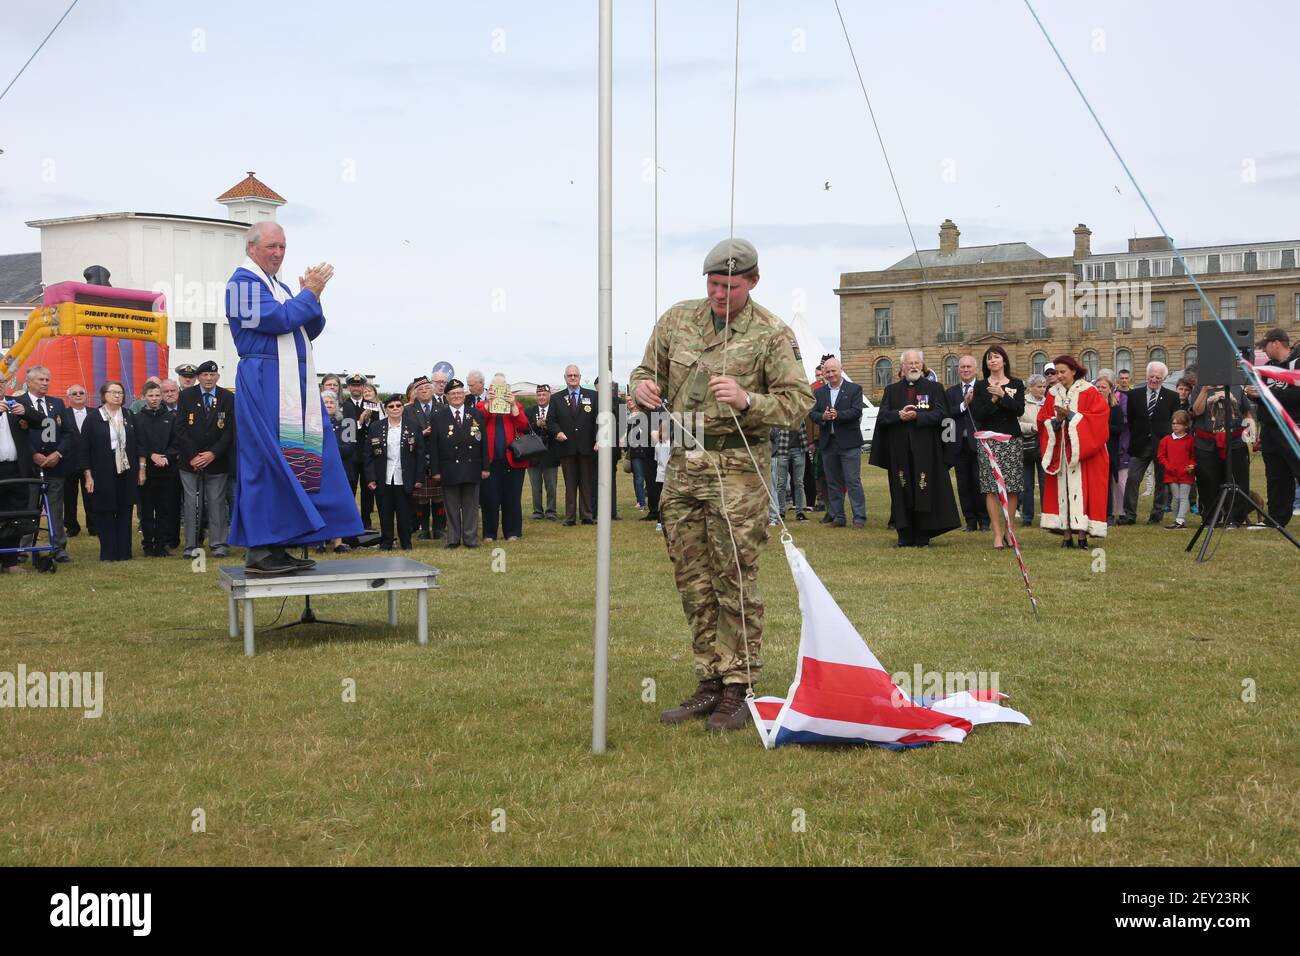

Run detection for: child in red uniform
[[1158, 410, 1196, 528]]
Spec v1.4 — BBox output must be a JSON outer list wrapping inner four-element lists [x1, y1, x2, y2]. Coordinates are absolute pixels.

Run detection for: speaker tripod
[[266, 547, 357, 631], [1186, 466, 1300, 562]]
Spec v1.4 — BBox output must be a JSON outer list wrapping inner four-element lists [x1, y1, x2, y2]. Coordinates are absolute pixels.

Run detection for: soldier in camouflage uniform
[[630, 238, 814, 732]]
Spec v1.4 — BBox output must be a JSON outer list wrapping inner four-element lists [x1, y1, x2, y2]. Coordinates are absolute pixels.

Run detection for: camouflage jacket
[[630, 297, 814, 438]]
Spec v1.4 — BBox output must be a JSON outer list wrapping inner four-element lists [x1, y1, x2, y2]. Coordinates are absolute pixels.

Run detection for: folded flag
[[748, 538, 1030, 749]]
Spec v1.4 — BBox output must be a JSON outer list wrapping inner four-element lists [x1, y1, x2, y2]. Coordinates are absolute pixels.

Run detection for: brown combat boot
[[660, 678, 723, 724], [704, 683, 752, 732]]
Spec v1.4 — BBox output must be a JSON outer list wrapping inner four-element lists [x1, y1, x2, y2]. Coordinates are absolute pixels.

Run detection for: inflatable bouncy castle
[[0, 281, 168, 404]]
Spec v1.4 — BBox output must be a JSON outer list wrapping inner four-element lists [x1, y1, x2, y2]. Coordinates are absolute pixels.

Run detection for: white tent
[[785, 312, 847, 383]]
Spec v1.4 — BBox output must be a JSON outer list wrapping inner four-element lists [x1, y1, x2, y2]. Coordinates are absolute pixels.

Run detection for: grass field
[[2, 462, 1297, 866]]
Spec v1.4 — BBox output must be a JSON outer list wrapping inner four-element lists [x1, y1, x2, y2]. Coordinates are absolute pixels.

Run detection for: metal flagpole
[[592, 0, 613, 755]]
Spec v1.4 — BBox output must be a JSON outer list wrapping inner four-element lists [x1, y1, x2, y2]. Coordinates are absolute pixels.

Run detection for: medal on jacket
[[188, 412, 195, 425], [217, 411, 226, 429], [917, 394, 930, 410]]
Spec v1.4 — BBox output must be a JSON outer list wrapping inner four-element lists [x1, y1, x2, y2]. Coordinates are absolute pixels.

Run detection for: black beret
[[196, 360, 218, 374], [446, 379, 465, 391]]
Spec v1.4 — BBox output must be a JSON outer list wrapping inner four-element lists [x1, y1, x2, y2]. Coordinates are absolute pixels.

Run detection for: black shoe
[[66, 527, 80, 538], [545, 514, 557, 520], [1116, 516, 1136, 525], [54, 551, 71, 563], [795, 512, 808, 521], [820, 515, 834, 524], [244, 554, 299, 575], [416, 530, 431, 540], [563, 519, 576, 527], [640, 513, 656, 521], [1146, 514, 1161, 525], [832, 519, 846, 528], [978, 521, 991, 532], [581, 518, 595, 525], [283, 552, 317, 569], [964, 523, 978, 532], [1060, 537, 1074, 548], [379, 542, 394, 551]]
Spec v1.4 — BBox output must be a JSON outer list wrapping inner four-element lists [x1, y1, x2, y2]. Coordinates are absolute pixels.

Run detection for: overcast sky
[[2, 0, 1297, 387]]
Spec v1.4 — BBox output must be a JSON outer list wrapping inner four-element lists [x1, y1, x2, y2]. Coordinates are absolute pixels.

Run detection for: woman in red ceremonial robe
[[1037, 354, 1110, 548]]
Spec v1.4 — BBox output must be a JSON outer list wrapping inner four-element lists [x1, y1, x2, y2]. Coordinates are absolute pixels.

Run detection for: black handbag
[[509, 430, 547, 460]]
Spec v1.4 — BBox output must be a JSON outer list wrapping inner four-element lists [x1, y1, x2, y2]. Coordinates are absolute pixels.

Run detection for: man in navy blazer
[[943, 354, 989, 531], [14, 365, 75, 562], [809, 356, 866, 527]]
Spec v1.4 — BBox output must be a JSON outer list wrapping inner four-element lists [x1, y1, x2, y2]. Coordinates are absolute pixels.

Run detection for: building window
[[175, 321, 192, 350], [1184, 346, 1198, 369], [1115, 301, 1131, 331], [1149, 257, 1173, 277], [1256, 294, 1275, 324], [873, 358, 893, 389], [943, 354, 958, 386], [202, 323, 217, 351], [1081, 350, 1100, 380], [874, 307, 891, 339], [1149, 300, 1166, 329], [1030, 298, 1046, 331], [1256, 249, 1282, 270], [1080, 300, 1096, 332], [1219, 296, 1237, 320], [1083, 262, 1105, 280], [1, 320, 13, 349], [1184, 298, 1201, 327], [1115, 348, 1133, 374], [1149, 346, 1168, 366], [1115, 259, 1139, 279], [1031, 351, 1048, 375], [985, 301, 1002, 333], [942, 302, 959, 335], [1182, 254, 1208, 274], [1220, 252, 1244, 272]]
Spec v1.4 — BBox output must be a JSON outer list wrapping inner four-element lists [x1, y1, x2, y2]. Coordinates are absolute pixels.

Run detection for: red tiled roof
[[216, 171, 286, 204]]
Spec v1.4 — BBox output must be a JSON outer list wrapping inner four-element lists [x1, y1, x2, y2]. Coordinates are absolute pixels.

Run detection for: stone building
[[837, 219, 1300, 398]]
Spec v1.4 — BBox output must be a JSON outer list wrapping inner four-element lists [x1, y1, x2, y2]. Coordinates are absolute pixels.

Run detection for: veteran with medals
[[869, 349, 961, 547], [431, 379, 488, 548], [224, 222, 362, 575]]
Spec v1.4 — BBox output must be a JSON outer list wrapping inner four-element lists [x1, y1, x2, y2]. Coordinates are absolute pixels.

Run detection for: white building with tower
[[12, 172, 287, 383]]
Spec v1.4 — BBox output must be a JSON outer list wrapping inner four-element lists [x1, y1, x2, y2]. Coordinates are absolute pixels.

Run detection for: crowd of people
[[779, 334, 1300, 549], [2, 327, 1298, 572]]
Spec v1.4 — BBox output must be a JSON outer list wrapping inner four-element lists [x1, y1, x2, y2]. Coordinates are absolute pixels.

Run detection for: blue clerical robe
[[225, 267, 362, 546]]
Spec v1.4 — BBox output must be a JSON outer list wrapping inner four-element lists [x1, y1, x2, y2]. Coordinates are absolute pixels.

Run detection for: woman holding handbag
[[479, 384, 531, 541]]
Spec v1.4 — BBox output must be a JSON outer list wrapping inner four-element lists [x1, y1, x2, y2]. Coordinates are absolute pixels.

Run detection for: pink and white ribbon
[[1249, 365, 1300, 448], [974, 430, 1040, 622]]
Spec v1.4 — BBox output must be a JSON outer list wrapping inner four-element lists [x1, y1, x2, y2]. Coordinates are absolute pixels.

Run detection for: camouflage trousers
[[660, 445, 770, 686]]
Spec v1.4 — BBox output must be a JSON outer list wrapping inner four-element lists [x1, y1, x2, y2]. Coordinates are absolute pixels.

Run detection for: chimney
[[1073, 224, 1092, 259], [938, 219, 960, 256]]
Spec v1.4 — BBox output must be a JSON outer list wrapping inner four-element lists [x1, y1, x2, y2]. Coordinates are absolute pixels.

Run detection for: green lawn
[[2, 462, 1296, 866]]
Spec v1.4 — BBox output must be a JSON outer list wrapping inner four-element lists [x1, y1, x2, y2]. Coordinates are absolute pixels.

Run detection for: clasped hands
[[299, 263, 335, 298]]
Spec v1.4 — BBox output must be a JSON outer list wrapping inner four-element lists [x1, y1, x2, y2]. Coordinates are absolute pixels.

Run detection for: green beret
[[702, 237, 758, 276]]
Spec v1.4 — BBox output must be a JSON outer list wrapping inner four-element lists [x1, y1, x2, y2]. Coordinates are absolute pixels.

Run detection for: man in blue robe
[[225, 222, 362, 574]]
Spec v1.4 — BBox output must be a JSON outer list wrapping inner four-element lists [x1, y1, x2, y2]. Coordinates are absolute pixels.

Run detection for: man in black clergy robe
[[869, 349, 960, 547]]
